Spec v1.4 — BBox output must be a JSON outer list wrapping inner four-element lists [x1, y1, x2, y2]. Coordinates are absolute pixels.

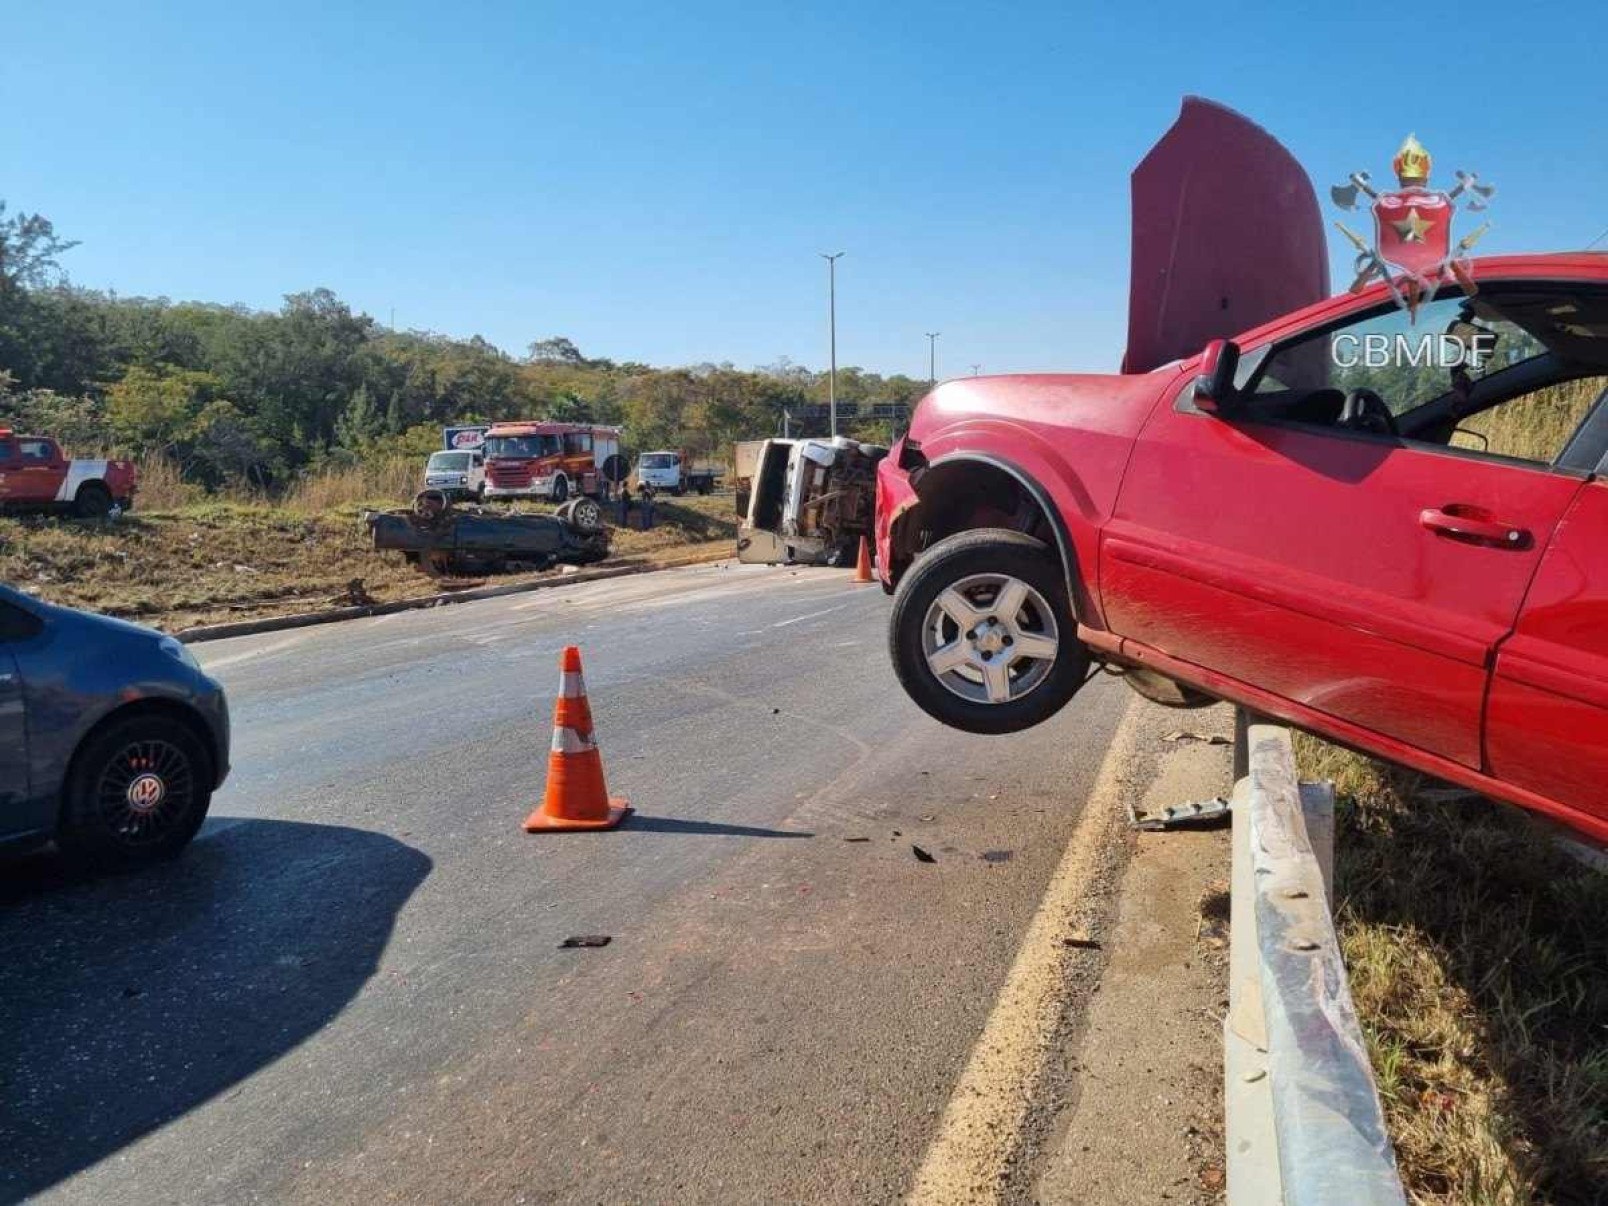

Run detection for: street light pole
[[970, 363, 982, 377], [925, 332, 940, 388], [820, 252, 844, 437]]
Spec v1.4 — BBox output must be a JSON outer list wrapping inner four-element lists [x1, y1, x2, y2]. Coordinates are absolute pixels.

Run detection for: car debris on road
[[1126, 797, 1232, 832]]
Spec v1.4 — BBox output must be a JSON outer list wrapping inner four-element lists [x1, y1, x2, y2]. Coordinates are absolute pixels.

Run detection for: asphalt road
[[1, 562, 1133, 1204]]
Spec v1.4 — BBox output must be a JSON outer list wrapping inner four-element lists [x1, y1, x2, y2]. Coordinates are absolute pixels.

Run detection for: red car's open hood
[[1123, 97, 1329, 373]]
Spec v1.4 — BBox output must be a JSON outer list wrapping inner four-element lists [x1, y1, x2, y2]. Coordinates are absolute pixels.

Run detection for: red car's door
[[1100, 291, 1591, 770], [13, 438, 67, 503], [0, 435, 17, 502], [1486, 478, 1608, 829]]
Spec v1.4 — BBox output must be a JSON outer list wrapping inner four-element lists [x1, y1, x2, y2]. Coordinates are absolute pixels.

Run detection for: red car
[[876, 99, 1608, 844], [0, 431, 137, 517]]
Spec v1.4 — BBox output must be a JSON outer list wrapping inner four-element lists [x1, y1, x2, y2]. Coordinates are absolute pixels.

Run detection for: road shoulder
[[1031, 708, 1233, 1204]]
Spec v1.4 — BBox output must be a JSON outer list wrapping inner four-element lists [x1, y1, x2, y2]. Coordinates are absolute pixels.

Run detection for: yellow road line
[[906, 701, 1144, 1204]]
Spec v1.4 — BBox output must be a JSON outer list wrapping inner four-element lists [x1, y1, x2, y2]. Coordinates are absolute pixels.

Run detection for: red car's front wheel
[[888, 528, 1089, 734]]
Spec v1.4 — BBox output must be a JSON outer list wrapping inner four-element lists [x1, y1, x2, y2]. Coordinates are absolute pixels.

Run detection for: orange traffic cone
[[853, 535, 874, 584], [523, 646, 631, 832]]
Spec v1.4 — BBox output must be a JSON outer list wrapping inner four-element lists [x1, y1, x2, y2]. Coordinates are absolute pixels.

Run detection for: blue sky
[[5, 1, 1604, 377]]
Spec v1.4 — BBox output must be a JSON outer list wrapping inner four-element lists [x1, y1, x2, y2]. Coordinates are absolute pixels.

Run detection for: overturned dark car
[[366, 491, 611, 576]]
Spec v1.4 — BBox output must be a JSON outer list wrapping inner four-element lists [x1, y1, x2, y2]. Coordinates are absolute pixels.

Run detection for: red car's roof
[[1222, 252, 1608, 355]]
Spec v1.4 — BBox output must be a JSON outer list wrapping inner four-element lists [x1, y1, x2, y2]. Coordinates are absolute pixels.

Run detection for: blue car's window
[[0, 602, 43, 641]]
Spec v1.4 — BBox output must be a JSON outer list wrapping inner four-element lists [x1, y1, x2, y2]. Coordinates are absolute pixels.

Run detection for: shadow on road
[[0, 819, 430, 1203], [623, 814, 812, 839]]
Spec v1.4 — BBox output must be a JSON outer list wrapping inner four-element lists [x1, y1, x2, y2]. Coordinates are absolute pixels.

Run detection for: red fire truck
[[481, 421, 622, 502], [0, 430, 138, 516]]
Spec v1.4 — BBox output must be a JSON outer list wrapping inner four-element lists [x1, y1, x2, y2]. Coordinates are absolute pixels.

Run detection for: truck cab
[[482, 422, 620, 503], [635, 449, 719, 496]]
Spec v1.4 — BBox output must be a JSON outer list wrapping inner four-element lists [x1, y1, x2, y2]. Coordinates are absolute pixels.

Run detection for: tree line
[[0, 202, 925, 491]]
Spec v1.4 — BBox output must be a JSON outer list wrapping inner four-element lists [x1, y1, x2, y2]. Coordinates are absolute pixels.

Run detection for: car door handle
[[1419, 506, 1529, 548]]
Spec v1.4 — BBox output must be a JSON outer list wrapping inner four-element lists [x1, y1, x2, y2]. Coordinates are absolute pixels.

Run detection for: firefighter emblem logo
[[1331, 134, 1495, 319]]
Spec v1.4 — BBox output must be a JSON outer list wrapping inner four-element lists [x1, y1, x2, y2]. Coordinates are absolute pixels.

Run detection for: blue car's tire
[[59, 715, 213, 868]]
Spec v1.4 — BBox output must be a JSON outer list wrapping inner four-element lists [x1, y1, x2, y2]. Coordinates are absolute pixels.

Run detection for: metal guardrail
[[1225, 722, 1406, 1205]]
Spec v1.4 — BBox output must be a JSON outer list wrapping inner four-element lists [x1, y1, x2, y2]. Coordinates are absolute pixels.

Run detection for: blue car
[[0, 584, 230, 867]]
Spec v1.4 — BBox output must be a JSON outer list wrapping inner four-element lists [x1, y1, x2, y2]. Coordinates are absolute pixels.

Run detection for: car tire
[[1122, 666, 1217, 709], [74, 482, 114, 518], [59, 714, 213, 868], [550, 475, 569, 504], [889, 528, 1089, 735], [568, 498, 603, 533]]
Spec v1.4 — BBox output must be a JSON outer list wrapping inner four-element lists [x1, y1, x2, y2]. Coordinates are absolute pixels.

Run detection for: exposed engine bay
[[733, 437, 887, 566]]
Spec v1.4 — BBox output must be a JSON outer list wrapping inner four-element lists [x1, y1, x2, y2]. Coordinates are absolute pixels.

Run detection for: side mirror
[[1193, 339, 1241, 414]]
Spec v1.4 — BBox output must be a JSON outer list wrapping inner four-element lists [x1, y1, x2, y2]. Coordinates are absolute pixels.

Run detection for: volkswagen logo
[[126, 773, 167, 813]]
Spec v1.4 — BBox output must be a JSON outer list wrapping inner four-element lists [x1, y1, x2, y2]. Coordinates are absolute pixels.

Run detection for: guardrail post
[[1226, 721, 1404, 1205]]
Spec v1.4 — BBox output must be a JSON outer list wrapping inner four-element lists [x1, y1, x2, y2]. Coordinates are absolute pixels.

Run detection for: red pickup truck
[[875, 99, 1608, 844], [0, 430, 137, 517]]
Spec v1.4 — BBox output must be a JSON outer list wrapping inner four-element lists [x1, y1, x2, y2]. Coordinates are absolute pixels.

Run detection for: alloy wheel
[[95, 739, 196, 848], [921, 572, 1061, 705]]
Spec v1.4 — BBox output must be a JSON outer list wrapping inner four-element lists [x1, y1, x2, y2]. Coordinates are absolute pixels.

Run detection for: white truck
[[733, 436, 885, 566], [635, 449, 721, 496]]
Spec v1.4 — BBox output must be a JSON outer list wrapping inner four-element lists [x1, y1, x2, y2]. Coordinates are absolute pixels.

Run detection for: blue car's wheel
[[60, 715, 213, 867]]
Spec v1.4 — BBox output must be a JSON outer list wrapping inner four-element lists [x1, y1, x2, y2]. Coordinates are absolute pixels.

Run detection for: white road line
[[198, 632, 317, 670], [771, 604, 849, 629], [906, 701, 1143, 1205]]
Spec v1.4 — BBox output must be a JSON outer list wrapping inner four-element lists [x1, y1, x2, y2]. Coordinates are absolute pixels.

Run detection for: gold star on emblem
[[1391, 206, 1434, 243]]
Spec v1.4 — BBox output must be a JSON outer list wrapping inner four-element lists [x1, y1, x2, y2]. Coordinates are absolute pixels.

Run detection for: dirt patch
[[0, 494, 737, 632]]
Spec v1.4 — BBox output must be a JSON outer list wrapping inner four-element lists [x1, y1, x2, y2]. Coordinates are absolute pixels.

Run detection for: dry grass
[[0, 493, 739, 632], [1296, 736, 1608, 1204], [131, 455, 204, 511], [1451, 378, 1602, 463], [280, 458, 421, 515]]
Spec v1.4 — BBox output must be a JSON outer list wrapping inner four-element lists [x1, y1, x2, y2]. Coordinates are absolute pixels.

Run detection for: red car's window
[[1252, 294, 1549, 416], [18, 439, 53, 462], [1211, 283, 1608, 473], [1450, 376, 1608, 464]]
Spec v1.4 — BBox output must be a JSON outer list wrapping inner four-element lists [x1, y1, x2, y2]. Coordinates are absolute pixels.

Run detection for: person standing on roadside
[[638, 481, 656, 530]]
